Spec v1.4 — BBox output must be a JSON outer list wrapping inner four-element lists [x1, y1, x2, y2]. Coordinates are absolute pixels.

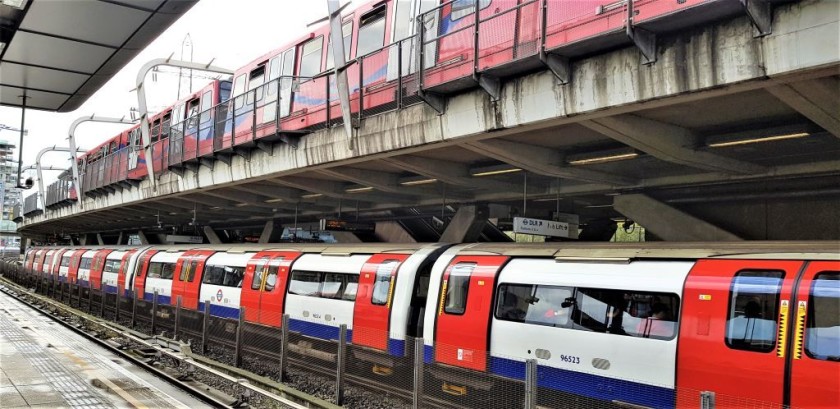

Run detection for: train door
[[677, 259, 803, 407], [89, 249, 113, 290], [133, 249, 159, 297], [128, 127, 141, 173], [434, 255, 508, 371], [262, 56, 281, 125], [788, 262, 839, 408], [197, 89, 213, 153], [277, 49, 295, 119], [67, 249, 86, 284], [117, 249, 137, 298], [242, 251, 300, 326], [353, 254, 410, 352], [171, 250, 213, 309]]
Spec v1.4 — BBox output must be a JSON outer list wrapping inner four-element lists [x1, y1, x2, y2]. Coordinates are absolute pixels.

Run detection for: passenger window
[[247, 65, 265, 104], [265, 264, 279, 292], [805, 272, 840, 361], [450, 0, 491, 22], [61, 256, 71, 267], [179, 260, 190, 281], [356, 8, 386, 57], [151, 119, 160, 142], [322, 273, 347, 299], [80, 257, 92, 270], [299, 36, 323, 77], [232, 74, 247, 109], [325, 21, 353, 70], [443, 263, 474, 315], [266, 56, 281, 96], [219, 81, 232, 101], [343, 275, 359, 301], [161, 114, 171, 139], [160, 263, 176, 280], [186, 99, 200, 130], [726, 270, 784, 352], [371, 260, 399, 306], [203, 264, 244, 288], [147, 262, 163, 278], [496, 284, 573, 326], [571, 288, 680, 340], [289, 271, 321, 296], [200, 90, 212, 124]]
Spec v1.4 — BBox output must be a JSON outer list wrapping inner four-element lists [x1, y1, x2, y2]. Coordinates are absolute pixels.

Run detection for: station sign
[[164, 235, 203, 244], [513, 217, 576, 238], [319, 219, 376, 233]]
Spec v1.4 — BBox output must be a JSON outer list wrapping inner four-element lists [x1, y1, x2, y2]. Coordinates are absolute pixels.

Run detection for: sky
[[0, 0, 358, 194]]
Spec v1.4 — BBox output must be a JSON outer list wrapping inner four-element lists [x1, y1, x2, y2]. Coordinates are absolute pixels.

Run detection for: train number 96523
[[560, 354, 580, 364]]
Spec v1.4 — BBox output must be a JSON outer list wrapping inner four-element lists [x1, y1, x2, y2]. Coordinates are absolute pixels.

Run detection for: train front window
[[805, 272, 840, 361], [357, 7, 386, 57], [372, 260, 399, 306], [726, 270, 784, 353], [299, 36, 323, 77], [443, 263, 474, 315]]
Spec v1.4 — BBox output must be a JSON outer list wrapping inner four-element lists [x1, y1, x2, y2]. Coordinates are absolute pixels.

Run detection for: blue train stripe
[[288, 318, 353, 342], [198, 302, 240, 319], [78, 279, 89, 288], [104, 284, 118, 294], [388, 338, 406, 357], [489, 356, 675, 409]]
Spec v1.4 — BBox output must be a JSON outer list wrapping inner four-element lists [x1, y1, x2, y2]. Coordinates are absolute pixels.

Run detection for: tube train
[[21, 242, 840, 408], [48, 0, 768, 202]]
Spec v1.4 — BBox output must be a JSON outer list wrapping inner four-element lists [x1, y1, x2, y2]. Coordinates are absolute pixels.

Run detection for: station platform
[[0, 290, 207, 408]]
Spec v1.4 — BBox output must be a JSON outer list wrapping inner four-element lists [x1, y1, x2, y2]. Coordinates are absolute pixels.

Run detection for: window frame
[[443, 263, 474, 315], [724, 270, 785, 353], [804, 271, 840, 361], [298, 36, 324, 78]]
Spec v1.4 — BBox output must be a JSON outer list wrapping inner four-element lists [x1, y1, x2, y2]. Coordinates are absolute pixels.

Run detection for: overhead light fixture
[[234, 202, 249, 207], [399, 177, 437, 186], [533, 197, 562, 202], [301, 193, 323, 199], [707, 132, 810, 148], [209, 206, 222, 210], [567, 148, 639, 166], [346, 186, 374, 193], [585, 204, 613, 208], [264, 198, 284, 203], [471, 165, 522, 177], [1, 0, 27, 10]]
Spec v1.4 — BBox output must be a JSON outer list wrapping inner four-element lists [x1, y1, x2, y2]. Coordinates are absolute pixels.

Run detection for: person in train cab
[[635, 303, 674, 338]]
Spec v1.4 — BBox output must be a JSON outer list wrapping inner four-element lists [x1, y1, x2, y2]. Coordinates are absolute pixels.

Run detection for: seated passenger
[[728, 301, 775, 347], [636, 303, 676, 338]]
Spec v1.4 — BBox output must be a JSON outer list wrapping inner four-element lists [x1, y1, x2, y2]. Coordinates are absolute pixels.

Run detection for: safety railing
[[45, 179, 76, 208]]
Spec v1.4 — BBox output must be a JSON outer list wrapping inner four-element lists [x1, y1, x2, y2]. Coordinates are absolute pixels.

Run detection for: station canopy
[[0, 0, 197, 111]]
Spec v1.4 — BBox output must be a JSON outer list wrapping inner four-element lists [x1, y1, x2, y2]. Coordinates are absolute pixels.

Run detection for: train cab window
[[161, 113, 171, 139], [148, 262, 175, 279], [443, 263, 474, 315], [495, 284, 573, 326], [805, 272, 840, 361], [299, 36, 323, 77], [726, 271, 784, 352], [357, 7, 386, 57], [372, 260, 399, 305], [325, 21, 353, 70], [200, 91, 213, 124]]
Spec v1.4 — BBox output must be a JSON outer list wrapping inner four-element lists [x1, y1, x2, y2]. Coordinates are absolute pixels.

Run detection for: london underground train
[[20, 242, 839, 408]]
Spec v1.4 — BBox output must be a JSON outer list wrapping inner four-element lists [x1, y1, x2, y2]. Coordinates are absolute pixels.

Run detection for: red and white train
[[22, 242, 840, 408], [46, 0, 772, 203]]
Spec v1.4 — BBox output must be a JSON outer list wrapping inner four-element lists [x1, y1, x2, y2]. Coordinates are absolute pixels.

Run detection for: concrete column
[[374, 221, 417, 243], [614, 194, 742, 241], [96, 233, 105, 246], [116, 231, 124, 245], [330, 232, 363, 243], [137, 230, 150, 245], [439, 204, 489, 243], [203, 226, 223, 244], [258, 221, 282, 243]]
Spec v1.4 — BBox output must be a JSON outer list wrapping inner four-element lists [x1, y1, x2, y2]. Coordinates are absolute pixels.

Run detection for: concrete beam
[[613, 194, 742, 241], [462, 139, 636, 185], [203, 226, 223, 244], [439, 205, 489, 243], [317, 168, 403, 193], [582, 115, 767, 175], [766, 77, 840, 139], [271, 176, 417, 205], [383, 155, 520, 191], [230, 184, 304, 201]]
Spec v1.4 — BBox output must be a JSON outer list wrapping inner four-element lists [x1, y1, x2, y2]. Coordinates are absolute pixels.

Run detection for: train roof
[[454, 242, 840, 261]]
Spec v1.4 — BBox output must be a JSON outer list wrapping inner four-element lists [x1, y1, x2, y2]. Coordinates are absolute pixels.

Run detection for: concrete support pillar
[[330, 232, 363, 243], [137, 230, 150, 245], [258, 221, 282, 243], [374, 221, 417, 243], [116, 231, 124, 245], [96, 233, 105, 246], [614, 194, 742, 241], [439, 204, 489, 243], [203, 226, 223, 244]]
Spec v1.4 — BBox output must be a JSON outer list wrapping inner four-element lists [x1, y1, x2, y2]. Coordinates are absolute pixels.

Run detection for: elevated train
[[45, 0, 780, 203], [21, 242, 840, 408]]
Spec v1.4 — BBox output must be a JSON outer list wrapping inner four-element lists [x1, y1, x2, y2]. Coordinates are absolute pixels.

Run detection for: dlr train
[[54, 0, 770, 202], [21, 242, 839, 408]]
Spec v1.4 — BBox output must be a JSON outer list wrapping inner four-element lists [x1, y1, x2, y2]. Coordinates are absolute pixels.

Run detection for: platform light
[[234, 202, 249, 207], [585, 204, 613, 208], [1, 0, 26, 10], [568, 152, 638, 165], [264, 198, 284, 203], [471, 165, 522, 177], [399, 177, 437, 186], [209, 206, 222, 210], [707, 132, 810, 148], [345, 186, 374, 193], [301, 193, 323, 199]]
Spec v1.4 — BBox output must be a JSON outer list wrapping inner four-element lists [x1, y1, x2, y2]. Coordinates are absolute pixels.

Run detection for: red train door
[[677, 259, 803, 407], [89, 249, 113, 290], [117, 249, 137, 298], [788, 261, 840, 408], [242, 251, 300, 327], [353, 254, 410, 352], [134, 249, 158, 297], [68, 249, 86, 284], [434, 255, 509, 372], [171, 250, 214, 309]]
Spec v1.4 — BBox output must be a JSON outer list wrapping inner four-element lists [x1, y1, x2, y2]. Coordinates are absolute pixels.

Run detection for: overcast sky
[[0, 0, 357, 193]]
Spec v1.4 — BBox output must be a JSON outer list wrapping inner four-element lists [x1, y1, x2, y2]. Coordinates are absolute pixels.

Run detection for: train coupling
[[442, 381, 468, 396], [372, 364, 393, 376]]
